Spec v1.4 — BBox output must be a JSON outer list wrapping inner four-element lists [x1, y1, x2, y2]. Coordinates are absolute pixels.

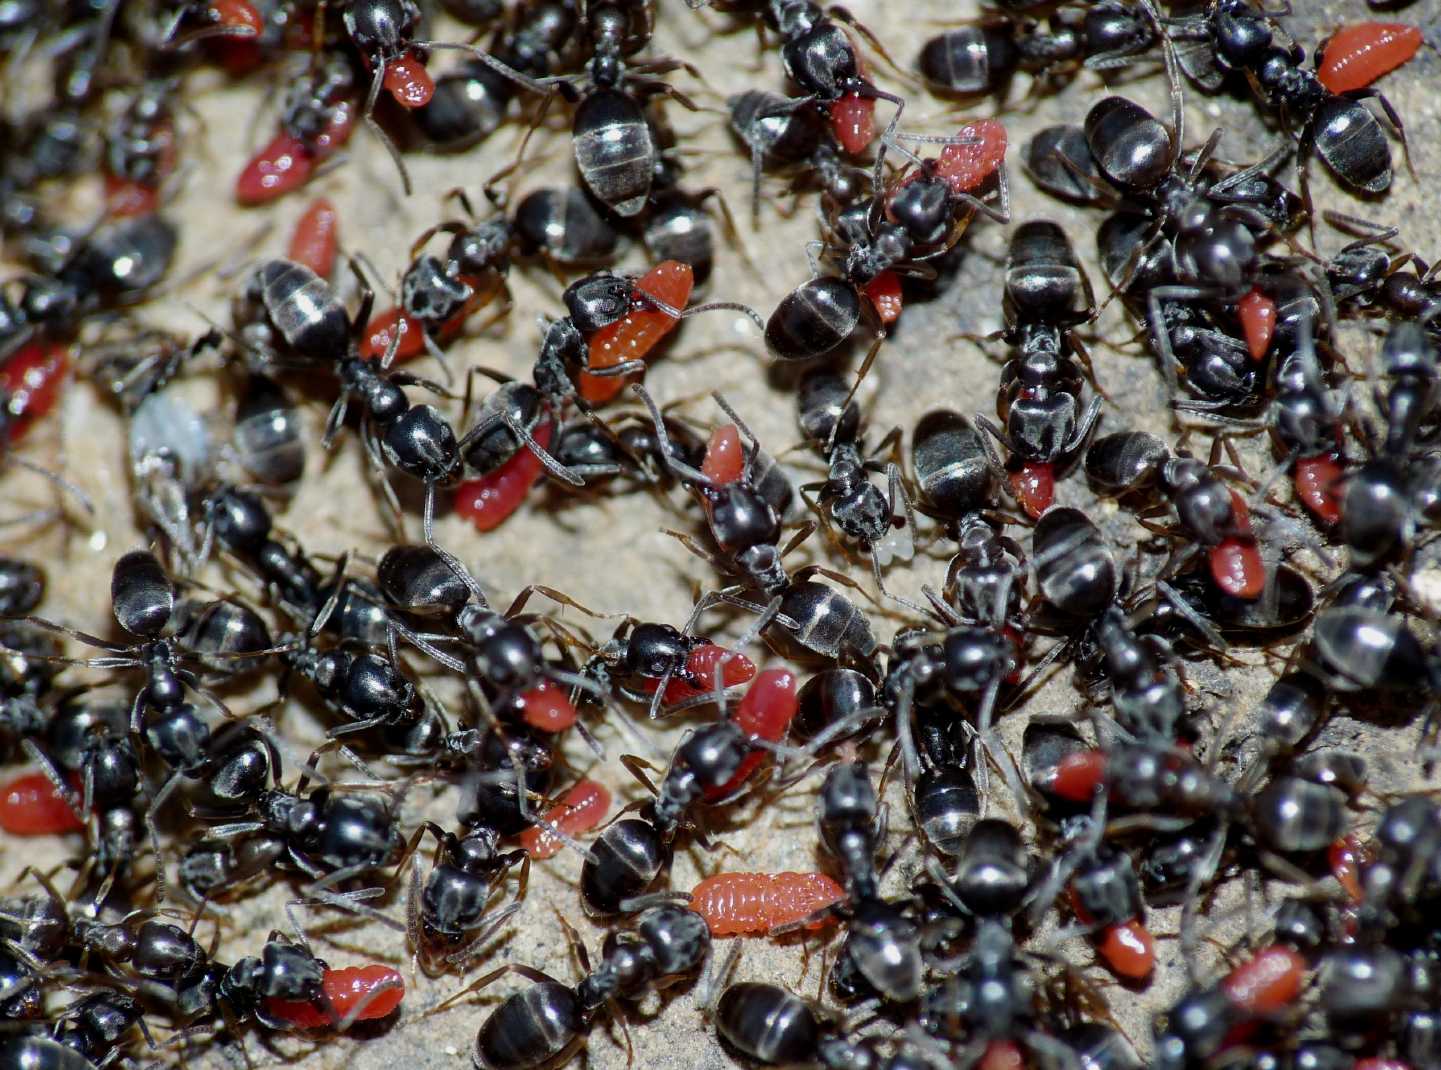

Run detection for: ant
[[765, 118, 1009, 374], [236, 50, 358, 205], [400, 819, 529, 975], [579, 667, 799, 915], [1085, 430, 1267, 601], [1163, 0, 1412, 197], [795, 369, 917, 594], [633, 385, 880, 664], [974, 220, 1104, 520], [444, 903, 709, 1070], [918, 0, 1161, 98]]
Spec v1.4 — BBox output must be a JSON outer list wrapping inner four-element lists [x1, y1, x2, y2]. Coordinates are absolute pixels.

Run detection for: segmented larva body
[[690, 872, 845, 936]]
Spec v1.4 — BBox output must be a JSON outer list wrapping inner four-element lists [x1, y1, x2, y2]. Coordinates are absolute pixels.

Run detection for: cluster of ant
[[0, 0, 1438, 1068]]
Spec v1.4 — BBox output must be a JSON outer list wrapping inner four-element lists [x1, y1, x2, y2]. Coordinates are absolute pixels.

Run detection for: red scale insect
[[643, 643, 757, 705], [455, 416, 555, 532], [1221, 946, 1306, 1016], [1009, 462, 1054, 522], [288, 198, 340, 280], [579, 261, 694, 405], [1329, 833, 1373, 903], [359, 307, 427, 363], [690, 871, 844, 936], [1067, 887, 1154, 980], [829, 50, 874, 155], [2, 340, 70, 444], [1208, 490, 1265, 600], [863, 270, 903, 326], [702, 424, 745, 485], [0, 771, 84, 836], [204, 0, 266, 73], [1296, 452, 1344, 526], [235, 101, 356, 206], [519, 779, 611, 860], [266, 965, 405, 1029], [1237, 286, 1276, 362], [515, 677, 578, 732], [1034, 749, 1107, 804], [704, 667, 799, 802], [360, 280, 491, 365], [1318, 22, 1422, 95]]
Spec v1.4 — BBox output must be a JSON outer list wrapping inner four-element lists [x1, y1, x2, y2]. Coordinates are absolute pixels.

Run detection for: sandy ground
[[2, 0, 1439, 1067]]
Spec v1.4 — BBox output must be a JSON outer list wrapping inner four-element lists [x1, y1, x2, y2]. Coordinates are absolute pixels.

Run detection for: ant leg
[[1064, 396, 1104, 457], [506, 584, 606, 620], [830, 333, 885, 454], [630, 384, 720, 487], [1348, 87, 1415, 182], [443, 901, 524, 969], [359, 63, 412, 198], [418, 42, 556, 96], [1146, 284, 1221, 396], [18, 739, 85, 825], [866, 87, 905, 197]]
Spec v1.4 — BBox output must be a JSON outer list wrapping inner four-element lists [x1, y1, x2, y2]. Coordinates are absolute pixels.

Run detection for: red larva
[[580, 261, 694, 405], [1329, 833, 1372, 903], [515, 678, 577, 733], [1068, 888, 1155, 980], [382, 54, 436, 109], [206, 0, 266, 73], [1208, 491, 1265, 600], [206, 0, 263, 38], [235, 101, 355, 206], [287, 198, 340, 280], [1221, 946, 1306, 1015], [519, 779, 611, 860], [863, 270, 903, 326], [831, 93, 875, 156], [454, 417, 555, 532], [359, 307, 427, 363], [690, 871, 845, 936], [266, 965, 405, 1029], [0, 771, 84, 835], [1317, 22, 1422, 95], [705, 667, 799, 802], [1096, 918, 1155, 980], [1034, 749, 1107, 803], [1008, 461, 1054, 521], [643, 643, 757, 705], [1295, 454, 1344, 526], [1237, 287, 1276, 362], [977, 1040, 1025, 1070], [1, 340, 70, 443], [1352, 1061, 1411, 1070], [702, 424, 745, 486]]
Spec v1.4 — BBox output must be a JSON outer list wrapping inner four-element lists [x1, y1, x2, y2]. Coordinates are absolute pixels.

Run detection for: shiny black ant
[[242, 256, 584, 542], [918, 0, 1161, 98], [795, 370, 917, 593], [1163, 0, 1412, 196], [973, 220, 1104, 520], [765, 131, 1011, 370], [793, 760, 924, 1006], [727, 89, 866, 220], [399, 819, 529, 975], [442, 903, 709, 1070], [579, 707, 793, 914], [632, 384, 879, 665]]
